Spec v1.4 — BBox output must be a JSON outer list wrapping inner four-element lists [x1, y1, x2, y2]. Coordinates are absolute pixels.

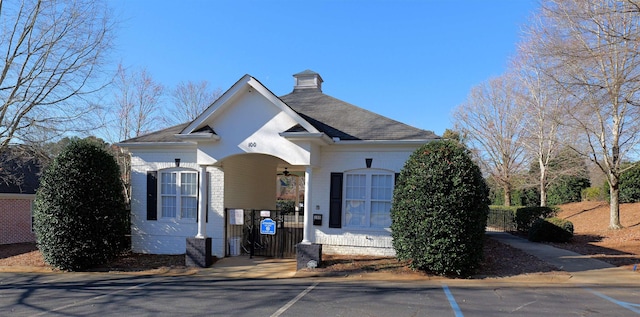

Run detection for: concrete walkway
[[196, 232, 640, 285], [487, 231, 639, 285], [196, 232, 639, 284], [198, 256, 298, 279]]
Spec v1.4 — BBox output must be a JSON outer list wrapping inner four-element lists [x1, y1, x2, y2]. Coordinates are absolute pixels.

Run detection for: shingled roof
[[0, 146, 42, 194], [120, 123, 189, 143], [280, 71, 438, 140], [121, 71, 439, 143]]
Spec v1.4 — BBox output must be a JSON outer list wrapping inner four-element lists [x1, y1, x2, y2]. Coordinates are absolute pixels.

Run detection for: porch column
[[196, 165, 207, 238], [301, 166, 313, 244]]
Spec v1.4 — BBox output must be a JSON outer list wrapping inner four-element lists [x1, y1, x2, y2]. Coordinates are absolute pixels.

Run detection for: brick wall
[[0, 196, 36, 244]]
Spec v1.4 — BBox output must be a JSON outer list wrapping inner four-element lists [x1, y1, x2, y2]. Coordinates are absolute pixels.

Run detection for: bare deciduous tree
[[453, 74, 529, 206], [167, 80, 221, 126], [0, 0, 114, 156], [513, 42, 577, 207], [113, 64, 164, 141], [528, 0, 640, 228]]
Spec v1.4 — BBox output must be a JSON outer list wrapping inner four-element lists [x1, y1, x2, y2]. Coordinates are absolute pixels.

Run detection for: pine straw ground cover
[[1, 201, 638, 277]]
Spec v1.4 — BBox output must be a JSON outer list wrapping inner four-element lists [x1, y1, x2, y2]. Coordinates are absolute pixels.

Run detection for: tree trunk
[[609, 180, 622, 229], [503, 185, 512, 207], [539, 161, 547, 207]]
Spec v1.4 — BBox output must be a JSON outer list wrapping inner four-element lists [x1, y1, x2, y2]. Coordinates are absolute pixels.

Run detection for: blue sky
[[109, 0, 538, 136]]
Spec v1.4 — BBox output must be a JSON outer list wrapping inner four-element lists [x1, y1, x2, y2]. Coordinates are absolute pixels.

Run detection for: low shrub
[[528, 217, 574, 243], [581, 187, 605, 201], [514, 207, 556, 233]]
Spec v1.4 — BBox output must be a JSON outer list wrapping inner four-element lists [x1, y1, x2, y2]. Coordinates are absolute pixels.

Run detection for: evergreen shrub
[[514, 206, 556, 233], [547, 176, 590, 205], [581, 187, 605, 201], [390, 140, 489, 277], [528, 217, 574, 243], [33, 139, 129, 271], [619, 164, 640, 203]]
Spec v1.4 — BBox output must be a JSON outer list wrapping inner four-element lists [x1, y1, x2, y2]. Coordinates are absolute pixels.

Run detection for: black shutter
[[329, 172, 343, 228], [146, 171, 158, 221]]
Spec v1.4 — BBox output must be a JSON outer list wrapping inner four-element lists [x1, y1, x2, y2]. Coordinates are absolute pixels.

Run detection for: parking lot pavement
[[1, 272, 639, 316]]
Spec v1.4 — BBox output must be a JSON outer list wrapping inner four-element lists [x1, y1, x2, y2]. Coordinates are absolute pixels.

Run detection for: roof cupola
[[293, 69, 323, 92]]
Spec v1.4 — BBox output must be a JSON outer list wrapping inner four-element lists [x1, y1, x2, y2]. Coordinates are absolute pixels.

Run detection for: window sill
[[157, 218, 197, 224]]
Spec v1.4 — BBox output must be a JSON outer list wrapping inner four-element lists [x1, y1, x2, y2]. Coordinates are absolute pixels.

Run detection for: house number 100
[[248, 142, 257, 148]]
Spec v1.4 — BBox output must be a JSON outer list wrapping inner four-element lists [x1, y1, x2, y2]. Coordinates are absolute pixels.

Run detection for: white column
[[301, 166, 313, 244], [196, 165, 207, 238]]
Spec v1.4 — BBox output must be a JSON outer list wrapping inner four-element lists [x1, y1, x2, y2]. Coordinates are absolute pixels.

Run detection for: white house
[[119, 70, 440, 258]]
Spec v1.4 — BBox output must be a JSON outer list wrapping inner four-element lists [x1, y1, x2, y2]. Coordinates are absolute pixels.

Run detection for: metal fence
[[486, 209, 517, 232], [226, 208, 303, 258]]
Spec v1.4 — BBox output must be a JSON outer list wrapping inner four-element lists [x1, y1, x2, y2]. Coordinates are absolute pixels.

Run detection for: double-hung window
[[344, 171, 393, 228], [160, 170, 198, 220]]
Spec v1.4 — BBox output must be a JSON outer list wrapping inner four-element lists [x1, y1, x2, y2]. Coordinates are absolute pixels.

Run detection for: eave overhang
[[115, 142, 196, 150], [174, 133, 221, 141], [279, 132, 333, 145]]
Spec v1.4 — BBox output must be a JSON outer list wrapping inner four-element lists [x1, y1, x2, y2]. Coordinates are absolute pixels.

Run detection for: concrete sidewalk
[[487, 231, 639, 285], [196, 232, 639, 284], [197, 256, 298, 279]]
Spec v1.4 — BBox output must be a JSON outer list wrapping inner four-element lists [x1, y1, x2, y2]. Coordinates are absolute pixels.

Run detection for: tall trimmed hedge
[[33, 139, 129, 271], [391, 140, 490, 277]]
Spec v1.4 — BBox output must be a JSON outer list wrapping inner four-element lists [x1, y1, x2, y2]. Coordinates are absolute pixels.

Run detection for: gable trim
[[180, 75, 320, 137]]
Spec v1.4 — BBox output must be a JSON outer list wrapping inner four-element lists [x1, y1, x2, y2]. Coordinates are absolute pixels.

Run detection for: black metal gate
[[227, 209, 303, 258]]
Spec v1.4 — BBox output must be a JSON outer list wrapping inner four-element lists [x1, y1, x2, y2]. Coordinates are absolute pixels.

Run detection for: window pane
[[162, 196, 176, 218], [370, 201, 391, 227], [346, 174, 366, 199], [345, 199, 365, 226], [371, 175, 392, 200], [181, 197, 197, 219], [161, 173, 177, 195], [181, 173, 197, 196]]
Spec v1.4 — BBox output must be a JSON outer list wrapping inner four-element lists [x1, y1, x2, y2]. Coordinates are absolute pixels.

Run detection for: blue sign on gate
[[260, 218, 276, 235]]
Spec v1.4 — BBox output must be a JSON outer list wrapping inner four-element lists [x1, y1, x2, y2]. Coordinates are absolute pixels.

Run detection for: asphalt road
[[1, 273, 639, 316]]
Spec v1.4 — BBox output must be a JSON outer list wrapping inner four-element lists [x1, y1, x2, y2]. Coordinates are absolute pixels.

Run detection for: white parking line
[[442, 284, 464, 317], [271, 282, 318, 317]]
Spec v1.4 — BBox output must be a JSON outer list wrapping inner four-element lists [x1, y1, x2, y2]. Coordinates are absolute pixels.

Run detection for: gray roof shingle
[[120, 73, 439, 144], [120, 123, 189, 143], [280, 88, 438, 141]]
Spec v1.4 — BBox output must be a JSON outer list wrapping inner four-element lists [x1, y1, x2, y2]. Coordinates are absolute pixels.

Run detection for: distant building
[[0, 147, 41, 244]]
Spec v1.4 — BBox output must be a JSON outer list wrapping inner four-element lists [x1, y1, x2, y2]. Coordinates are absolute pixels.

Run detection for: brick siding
[[0, 197, 36, 244]]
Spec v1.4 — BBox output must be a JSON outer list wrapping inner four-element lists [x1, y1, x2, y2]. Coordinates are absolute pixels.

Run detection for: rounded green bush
[[514, 206, 556, 233], [33, 139, 129, 271], [528, 217, 574, 243], [390, 140, 490, 276]]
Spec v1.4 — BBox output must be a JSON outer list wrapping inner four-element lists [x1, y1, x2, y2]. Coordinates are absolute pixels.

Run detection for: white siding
[[309, 144, 420, 256], [129, 148, 227, 256]]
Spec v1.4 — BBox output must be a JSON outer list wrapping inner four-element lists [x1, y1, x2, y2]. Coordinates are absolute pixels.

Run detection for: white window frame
[[158, 168, 198, 222], [343, 169, 394, 229]]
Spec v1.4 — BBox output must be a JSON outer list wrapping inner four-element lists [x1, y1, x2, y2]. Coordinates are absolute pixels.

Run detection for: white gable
[[179, 75, 320, 166]]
